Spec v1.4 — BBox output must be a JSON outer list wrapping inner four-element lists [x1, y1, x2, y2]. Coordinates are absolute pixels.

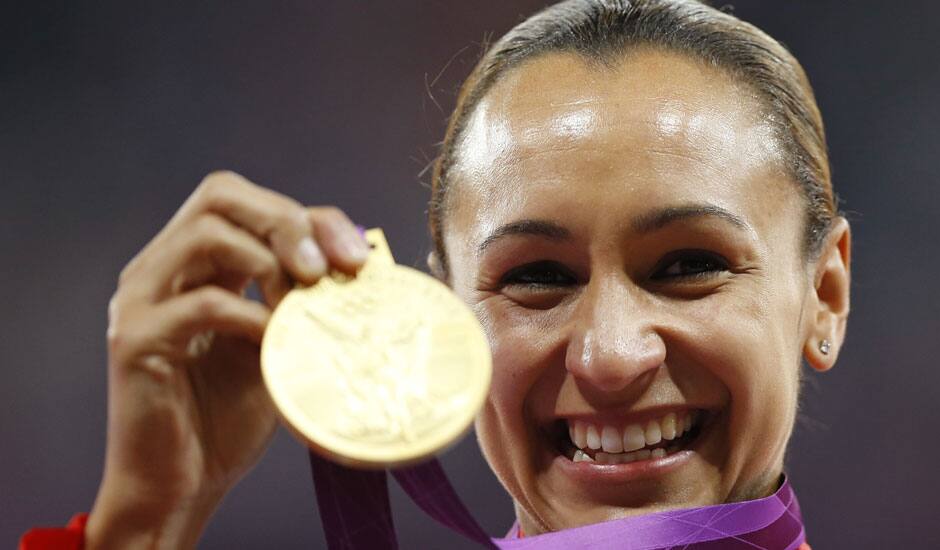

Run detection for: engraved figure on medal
[[262, 228, 491, 466], [297, 271, 456, 447]]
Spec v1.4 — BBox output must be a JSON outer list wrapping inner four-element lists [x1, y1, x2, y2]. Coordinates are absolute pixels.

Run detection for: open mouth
[[551, 410, 707, 465]]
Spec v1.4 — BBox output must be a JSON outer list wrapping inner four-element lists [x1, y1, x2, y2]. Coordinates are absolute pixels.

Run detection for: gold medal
[[261, 229, 492, 469]]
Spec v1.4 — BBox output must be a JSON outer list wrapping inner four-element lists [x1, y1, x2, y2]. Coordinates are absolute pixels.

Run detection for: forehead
[[447, 49, 794, 241]]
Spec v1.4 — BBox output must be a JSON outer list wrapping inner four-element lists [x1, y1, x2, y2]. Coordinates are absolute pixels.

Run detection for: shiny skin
[[440, 49, 851, 535]]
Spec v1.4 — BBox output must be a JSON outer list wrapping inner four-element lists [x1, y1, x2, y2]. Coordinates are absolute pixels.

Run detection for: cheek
[[476, 300, 547, 421], [473, 300, 558, 480], [684, 284, 802, 474]]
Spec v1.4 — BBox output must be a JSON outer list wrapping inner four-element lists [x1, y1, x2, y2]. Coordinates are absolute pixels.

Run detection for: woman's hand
[[85, 171, 370, 549]]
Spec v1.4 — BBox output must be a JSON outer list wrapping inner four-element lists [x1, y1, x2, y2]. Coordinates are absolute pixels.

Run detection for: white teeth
[[661, 413, 677, 440], [622, 423, 646, 452], [566, 411, 702, 462], [644, 420, 662, 446], [586, 424, 601, 450], [601, 425, 624, 453], [572, 421, 587, 449], [573, 449, 594, 462]]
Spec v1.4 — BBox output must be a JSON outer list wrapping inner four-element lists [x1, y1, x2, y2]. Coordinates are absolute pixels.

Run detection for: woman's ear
[[803, 217, 851, 372], [427, 250, 447, 283]]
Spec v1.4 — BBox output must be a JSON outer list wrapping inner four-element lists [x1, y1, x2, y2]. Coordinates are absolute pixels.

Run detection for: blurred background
[[2, 1, 938, 547]]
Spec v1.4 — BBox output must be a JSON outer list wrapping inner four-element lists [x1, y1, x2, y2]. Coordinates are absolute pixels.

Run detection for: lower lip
[[553, 448, 695, 482]]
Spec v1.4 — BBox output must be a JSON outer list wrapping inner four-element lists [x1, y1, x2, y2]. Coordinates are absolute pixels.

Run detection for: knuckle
[[195, 287, 228, 317], [314, 205, 346, 223], [106, 291, 133, 338], [184, 215, 230, 258], [192, 214, 225, 242], [117, 263, 133, 286], [107, 293, 123, 320], [117, 252, 145, 286], [196, 171, 244, 203], [201, 170, 243, 188], [106, 320, 124, 351], [106, 305, 132, 354]]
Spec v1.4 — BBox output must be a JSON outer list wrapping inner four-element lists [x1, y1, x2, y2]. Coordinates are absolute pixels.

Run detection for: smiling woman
[[431, 0, 850, 542], [20, 0, 849, 549]]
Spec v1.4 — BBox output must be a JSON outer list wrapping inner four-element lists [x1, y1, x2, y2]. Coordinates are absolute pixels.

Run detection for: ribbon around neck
[[308, 451, 806, 549]]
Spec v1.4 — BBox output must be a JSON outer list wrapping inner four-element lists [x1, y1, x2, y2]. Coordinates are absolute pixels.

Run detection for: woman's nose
[[564, 278, 666, 393]]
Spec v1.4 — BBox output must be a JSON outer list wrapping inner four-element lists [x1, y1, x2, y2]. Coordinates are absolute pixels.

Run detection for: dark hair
[[429, 0, 835, 276]]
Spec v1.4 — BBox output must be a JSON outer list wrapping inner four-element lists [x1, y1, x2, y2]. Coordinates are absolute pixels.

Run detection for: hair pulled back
[[429, 0, 836, 275]]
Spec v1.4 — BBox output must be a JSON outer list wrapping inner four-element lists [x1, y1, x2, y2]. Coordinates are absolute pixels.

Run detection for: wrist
[[86, 479, 225, 550]]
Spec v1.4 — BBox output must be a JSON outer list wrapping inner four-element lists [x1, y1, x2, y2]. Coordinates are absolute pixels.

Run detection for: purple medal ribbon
[[309, 450, 806, 549]]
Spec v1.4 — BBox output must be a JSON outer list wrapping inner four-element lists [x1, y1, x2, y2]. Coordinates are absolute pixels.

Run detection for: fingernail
[[344, 234, 370, 263], [345, 241, 369, 263], [298, 238, 327, 276]]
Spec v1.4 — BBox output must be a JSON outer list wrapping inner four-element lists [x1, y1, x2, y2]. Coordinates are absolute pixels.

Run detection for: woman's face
[[442, 49, 825, 532]]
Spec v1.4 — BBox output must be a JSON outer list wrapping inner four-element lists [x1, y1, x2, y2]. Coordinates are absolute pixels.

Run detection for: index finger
[[177, 171, 329, 284]]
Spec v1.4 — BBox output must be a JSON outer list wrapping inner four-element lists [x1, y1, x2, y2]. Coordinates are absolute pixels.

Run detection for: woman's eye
[[500, 261, 576, 288], [651, 250, 729, 281]]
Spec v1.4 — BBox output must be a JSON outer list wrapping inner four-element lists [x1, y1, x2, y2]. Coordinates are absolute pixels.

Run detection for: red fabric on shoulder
[[19, 514, 88, 550]]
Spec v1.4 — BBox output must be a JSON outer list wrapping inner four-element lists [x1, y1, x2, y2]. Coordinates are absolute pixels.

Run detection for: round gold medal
[[261, 229, 492, 469]]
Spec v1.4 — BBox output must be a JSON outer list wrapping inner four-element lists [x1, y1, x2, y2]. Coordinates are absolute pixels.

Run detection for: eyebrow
[[478, 219, 571, 254], [631, 203, 749, 233], [478, 203, 749, 254]]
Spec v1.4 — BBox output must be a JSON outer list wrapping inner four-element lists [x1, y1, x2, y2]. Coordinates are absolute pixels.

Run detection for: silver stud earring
[[818, 339, 831, 355]]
